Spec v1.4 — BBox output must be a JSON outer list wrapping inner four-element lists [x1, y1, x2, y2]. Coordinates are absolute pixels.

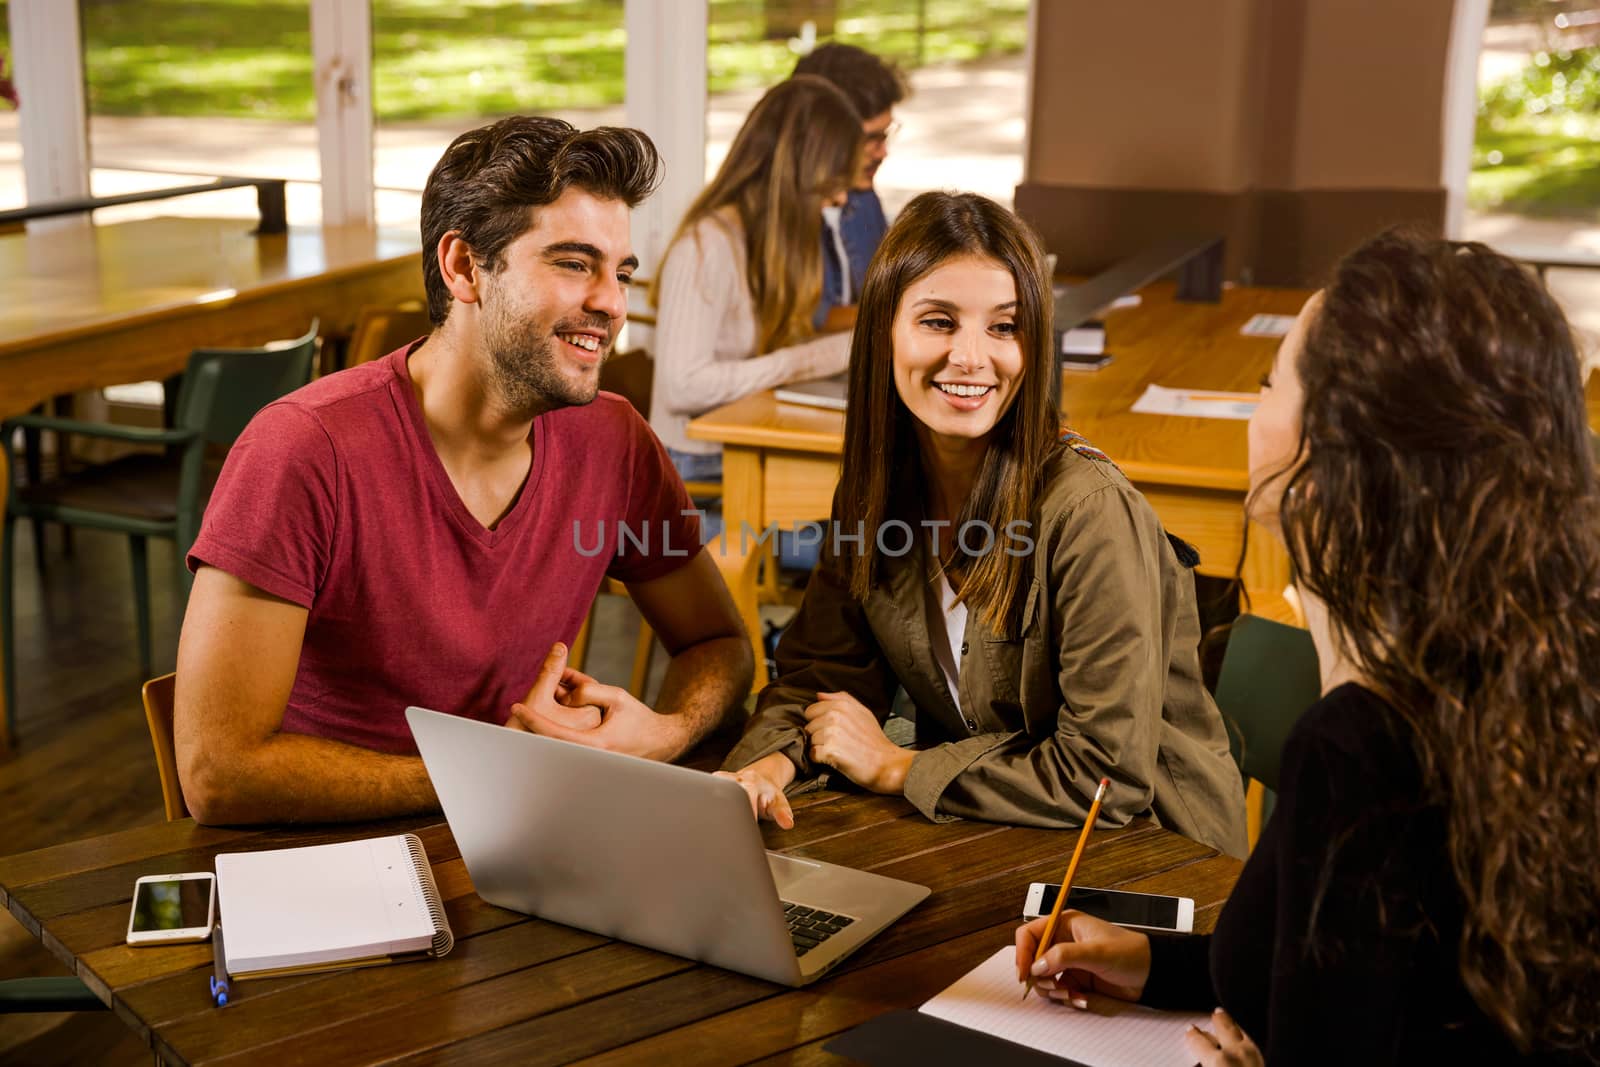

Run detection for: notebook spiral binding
[[403, 833, 456, 957]]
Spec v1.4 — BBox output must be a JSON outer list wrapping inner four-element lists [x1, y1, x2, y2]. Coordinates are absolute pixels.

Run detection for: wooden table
[[689, 282, 1309, 677], [0, 790, 1240, 1065], [0, 214, 424, 746]]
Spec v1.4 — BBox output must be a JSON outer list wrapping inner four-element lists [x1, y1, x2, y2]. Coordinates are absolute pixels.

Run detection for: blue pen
[[210, 922, 230, 1007]]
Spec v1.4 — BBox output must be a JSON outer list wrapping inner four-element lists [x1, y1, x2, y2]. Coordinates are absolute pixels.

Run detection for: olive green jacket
[[723, 444, 1249, 858]]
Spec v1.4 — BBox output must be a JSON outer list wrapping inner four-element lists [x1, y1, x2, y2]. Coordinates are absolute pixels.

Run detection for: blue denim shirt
[[814, 188, 889, 329]]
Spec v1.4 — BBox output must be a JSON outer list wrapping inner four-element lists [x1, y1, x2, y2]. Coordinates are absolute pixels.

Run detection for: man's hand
[[508, 643, 603, 732], [803, 691, 913, 794], [715, 751, 798, 829], [510, 645, 683, 761]]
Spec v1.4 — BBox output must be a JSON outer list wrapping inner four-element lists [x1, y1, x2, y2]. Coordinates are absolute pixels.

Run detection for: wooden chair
[[598, 346, 808, 689], [1214, 613, 1322, 847], [568, 577, 657, 699], [344, 301, 431, 369], [0, 323, 319, 738], [599, 348, 720, 499], [141, 672, 188, 822]]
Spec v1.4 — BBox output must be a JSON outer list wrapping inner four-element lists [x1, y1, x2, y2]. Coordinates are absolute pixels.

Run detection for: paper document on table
[[1240, 313, 1297, 337], [921, 948, 1211, 1067], [1131, 384, 1258, 421]]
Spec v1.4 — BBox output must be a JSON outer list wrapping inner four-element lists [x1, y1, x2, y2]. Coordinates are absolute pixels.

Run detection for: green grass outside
[[1471, 112, 1600, 220], [71, 0, 1027, 123], [1, 2, 10, 103], [1471, 45, 1600, 220]]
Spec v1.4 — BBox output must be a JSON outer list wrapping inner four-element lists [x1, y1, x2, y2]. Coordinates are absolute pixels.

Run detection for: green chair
[[0, 976, 105, 1014], [1, 322, 319, 740], [1213, 613, 1322, 844]]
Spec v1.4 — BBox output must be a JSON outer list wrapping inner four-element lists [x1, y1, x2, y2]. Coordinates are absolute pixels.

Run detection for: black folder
[[825, 1009, 1092, 1066]]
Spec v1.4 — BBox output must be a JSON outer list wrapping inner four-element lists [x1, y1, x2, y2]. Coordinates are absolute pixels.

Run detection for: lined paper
[[920, 948, 1212, 1067]]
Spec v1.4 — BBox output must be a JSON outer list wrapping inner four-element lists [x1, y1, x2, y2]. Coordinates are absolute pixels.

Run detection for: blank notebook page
[[216, 834, 438, 973], [920, 948, 1213, 1067]]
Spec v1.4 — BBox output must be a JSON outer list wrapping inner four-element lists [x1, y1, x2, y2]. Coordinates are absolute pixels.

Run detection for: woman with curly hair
[[1017, 229, 1600, 1064]]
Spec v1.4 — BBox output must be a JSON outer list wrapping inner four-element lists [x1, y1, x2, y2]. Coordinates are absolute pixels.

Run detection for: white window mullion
[[624, 0, 708, 278], [1440, 0, 1489, 238], [9, 0, 90, 225], [310, 0, 375, 226]]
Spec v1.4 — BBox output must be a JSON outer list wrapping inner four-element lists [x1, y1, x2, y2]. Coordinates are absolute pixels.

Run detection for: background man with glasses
[[791, 43, 908, 332]]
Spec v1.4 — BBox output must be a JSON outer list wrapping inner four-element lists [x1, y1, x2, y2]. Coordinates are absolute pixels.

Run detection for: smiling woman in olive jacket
[[717, 192, 1247, 858]]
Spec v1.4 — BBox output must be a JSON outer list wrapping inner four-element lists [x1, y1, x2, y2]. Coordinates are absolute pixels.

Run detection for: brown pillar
[[1017, 0, 1457, 286]]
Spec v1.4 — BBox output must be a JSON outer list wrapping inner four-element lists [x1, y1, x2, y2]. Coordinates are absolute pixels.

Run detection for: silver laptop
[[406, 706, 929, 986], [774, 373, 847, 411]]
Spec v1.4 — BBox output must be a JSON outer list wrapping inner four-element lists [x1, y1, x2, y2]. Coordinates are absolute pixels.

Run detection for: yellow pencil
[[1022, 776, 1110, 1000]]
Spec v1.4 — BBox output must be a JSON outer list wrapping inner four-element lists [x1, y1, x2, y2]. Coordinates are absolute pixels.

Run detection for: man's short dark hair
[[420, 116, 662, 325], [791, 43, 907, 120]]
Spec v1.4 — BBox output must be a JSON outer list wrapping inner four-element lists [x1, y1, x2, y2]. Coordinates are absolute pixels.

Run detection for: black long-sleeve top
[[1141, 683, 1584, 1064]]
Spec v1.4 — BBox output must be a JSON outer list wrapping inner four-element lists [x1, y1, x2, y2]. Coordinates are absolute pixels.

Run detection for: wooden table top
[[0, 215, 420, 357], [688, 281, 1314, 492], [0, 790, 1239, 1066]]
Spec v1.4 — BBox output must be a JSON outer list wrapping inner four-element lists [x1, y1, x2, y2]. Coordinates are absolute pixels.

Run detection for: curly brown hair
[[1275, 228, 1600, 1057]]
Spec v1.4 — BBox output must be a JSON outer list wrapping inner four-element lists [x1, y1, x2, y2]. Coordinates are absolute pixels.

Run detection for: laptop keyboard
[[781, 901, 857, 957]]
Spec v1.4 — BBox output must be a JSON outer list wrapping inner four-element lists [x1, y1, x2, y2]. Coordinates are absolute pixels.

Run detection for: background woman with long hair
[[649, 75, 862, 483], [1016, 230, 1600, 1064], [718, 192, 1246, 857]]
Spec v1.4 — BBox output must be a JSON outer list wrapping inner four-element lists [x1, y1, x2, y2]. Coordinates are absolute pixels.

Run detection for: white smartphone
[[1023, 883, 1194, 934], [126, 873, 216, 946]]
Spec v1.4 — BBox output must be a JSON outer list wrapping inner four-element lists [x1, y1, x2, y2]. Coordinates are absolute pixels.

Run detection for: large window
[[372, 0, 627, 226], [0, 1, 21, 210], [1468, 0, 1600, 342], [705, 0, 1032, 213], [80, 0, 319, 223]]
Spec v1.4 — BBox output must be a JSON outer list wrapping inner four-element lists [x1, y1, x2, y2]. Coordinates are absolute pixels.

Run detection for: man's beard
[[483, 300, 608, 415]]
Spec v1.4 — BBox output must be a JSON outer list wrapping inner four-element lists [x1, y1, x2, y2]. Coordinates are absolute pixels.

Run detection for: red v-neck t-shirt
[[187, 345, 700, 754]]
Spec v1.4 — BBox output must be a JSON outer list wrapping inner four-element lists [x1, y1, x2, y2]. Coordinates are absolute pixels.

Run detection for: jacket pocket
[[1020, 577, 1043, 637]]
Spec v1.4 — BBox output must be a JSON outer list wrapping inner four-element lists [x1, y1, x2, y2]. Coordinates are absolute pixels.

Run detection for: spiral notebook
[[214, 833, 454, 978]]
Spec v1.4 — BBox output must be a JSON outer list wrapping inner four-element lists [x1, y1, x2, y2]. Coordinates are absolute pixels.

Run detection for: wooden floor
[[0, 524, 652, 1064]]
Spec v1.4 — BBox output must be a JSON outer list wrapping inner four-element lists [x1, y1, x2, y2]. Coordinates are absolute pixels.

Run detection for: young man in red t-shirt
[[174, 118, 753, 825]]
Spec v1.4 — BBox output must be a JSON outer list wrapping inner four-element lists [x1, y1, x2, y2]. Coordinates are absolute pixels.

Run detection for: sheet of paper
[[920, 948, 1212, 1067], [1130, 384, 1258, 421], [1239, 313, 1297, 337]]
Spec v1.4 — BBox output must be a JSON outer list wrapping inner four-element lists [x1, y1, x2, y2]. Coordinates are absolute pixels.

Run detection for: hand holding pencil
[[1021, 777, 1110, 1000], [1014, 777, 1155, 1007]]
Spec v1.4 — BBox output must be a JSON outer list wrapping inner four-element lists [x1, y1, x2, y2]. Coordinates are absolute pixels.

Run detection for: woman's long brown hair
[[1276, 229, 1600, 1056], [835, 191, 1057, 633], [651, 75, 861, 353]]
